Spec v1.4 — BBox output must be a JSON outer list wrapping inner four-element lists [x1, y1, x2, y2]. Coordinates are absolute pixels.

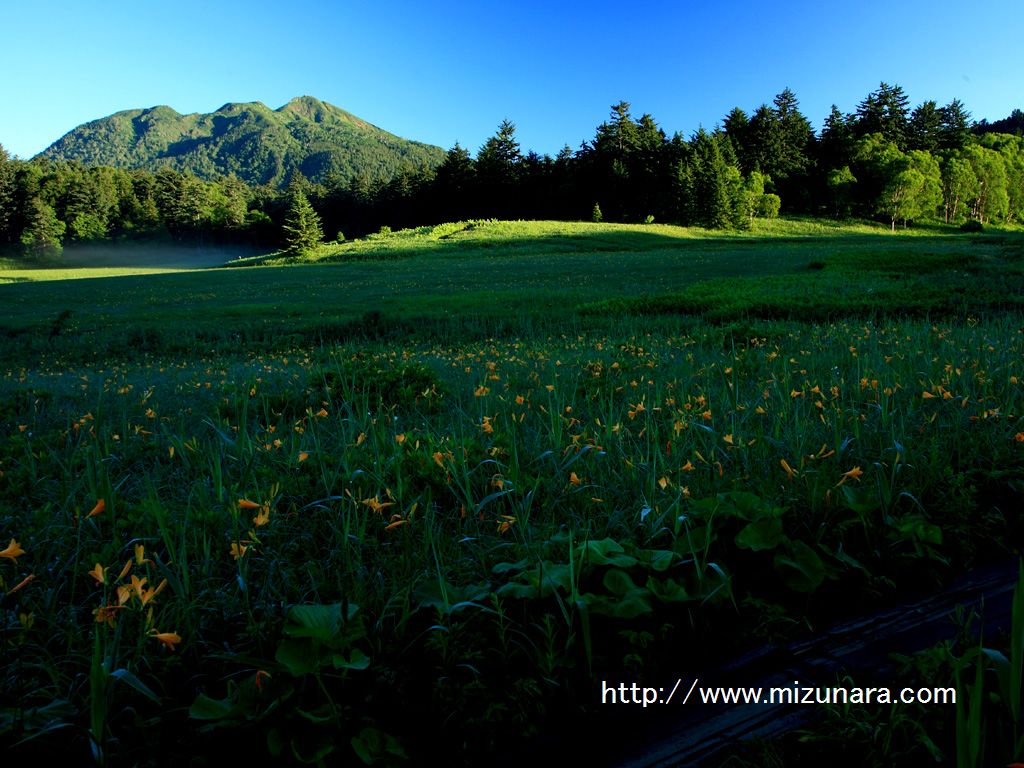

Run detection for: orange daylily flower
[[681, 460, 695, 472], [94, 604, 126, 627], [0, 538, 26, 560], [88, 563, 107, 585], [384, 517, 409, 531], [86, 499, 105, 519], [252, 506, 270, 527], [841, 466, 864, 481], [129, 574, 148, 599], [780, 459, 797, 480], [149, 629, 182, 652], [361, 496, 393, 514], [139, 579, 167, 607], [134, 544, 153, 566], [230, 542, 248, 561], [569, 472, 581, 486], [298, 451, 310, 462], [238, 499, 261, 510]]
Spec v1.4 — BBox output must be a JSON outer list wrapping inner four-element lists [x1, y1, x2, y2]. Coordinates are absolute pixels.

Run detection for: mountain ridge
[[38, 96, 445, 188]]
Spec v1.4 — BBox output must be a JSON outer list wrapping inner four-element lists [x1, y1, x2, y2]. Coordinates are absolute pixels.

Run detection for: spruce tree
[[282, 190, 323, 256], [0, 143, 14, 245], [20, 197, 65, 259]]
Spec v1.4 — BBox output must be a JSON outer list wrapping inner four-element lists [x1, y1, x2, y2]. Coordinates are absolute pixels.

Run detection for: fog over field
[[56, 242, 263, 268]]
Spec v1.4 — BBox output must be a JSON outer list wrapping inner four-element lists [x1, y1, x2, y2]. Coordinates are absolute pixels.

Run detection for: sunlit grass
[[0, 266, 193, 283]]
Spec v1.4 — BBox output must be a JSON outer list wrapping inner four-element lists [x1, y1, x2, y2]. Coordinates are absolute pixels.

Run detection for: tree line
[[1, 83, 1022, 260]]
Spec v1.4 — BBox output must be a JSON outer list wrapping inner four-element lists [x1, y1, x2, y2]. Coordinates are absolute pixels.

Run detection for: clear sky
[[1, 0, 1021, 160]]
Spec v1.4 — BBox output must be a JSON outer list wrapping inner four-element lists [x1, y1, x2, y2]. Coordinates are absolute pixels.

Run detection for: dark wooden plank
[[611, 558, 1019, 768]]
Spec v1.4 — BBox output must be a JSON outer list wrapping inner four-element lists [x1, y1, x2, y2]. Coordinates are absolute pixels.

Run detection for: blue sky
[[1, 0, 1021, 160]]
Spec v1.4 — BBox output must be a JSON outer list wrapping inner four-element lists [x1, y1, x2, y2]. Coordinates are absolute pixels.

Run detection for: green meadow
[[2, 219, 1024, 766]]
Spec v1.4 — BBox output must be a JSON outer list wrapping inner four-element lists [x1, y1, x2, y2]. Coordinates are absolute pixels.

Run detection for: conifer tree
[[0, 143, 15, 245], [282, 190, 323, 256], [20, 197, 65, 258]]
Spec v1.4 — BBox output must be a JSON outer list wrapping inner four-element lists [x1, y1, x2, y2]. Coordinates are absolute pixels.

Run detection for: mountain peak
[[39, 97, 445, 187], [277, 96, 345, 125]]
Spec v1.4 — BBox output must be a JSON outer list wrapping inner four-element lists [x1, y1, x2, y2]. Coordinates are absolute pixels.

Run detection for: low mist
[[57, 243, 266, 269]]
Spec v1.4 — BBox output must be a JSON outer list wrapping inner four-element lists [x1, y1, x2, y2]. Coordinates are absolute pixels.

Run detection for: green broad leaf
[[352, 727, 408, 765], [275, 639, 320, 676], [602, 568, 641, 597], [413, 579, 491, 612], [496, 582, 537, 600], [841, 484, 880, 514], [526, 562, 573, 595], [723, 490, 774, 521], [831, 545, 869, 574], [635, 548, 676, 571], [583, 591, 652, 619], [296, 705, 336, 725], [189, 693, 234, 721], [582, 569, 653, 618], [646, 576, 692, 603], [492, 558, 529, 575], [688, 496, 729, 519], [774, 540, 826, 593], [891, 515, 943, 544], [291, 732, 336, 764], [735, 518, 785, 551], [332, 648, 370, 670], [283, 603, 356, 639], [585, 538, 638, 567]]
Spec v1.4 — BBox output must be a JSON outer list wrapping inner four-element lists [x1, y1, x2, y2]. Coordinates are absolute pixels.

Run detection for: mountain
[[37, 96, 446, 187]]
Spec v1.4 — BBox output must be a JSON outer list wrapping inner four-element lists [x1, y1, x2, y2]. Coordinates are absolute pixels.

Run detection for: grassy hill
[[37, 96, 446, 187], [1, 218, 1022, 359]]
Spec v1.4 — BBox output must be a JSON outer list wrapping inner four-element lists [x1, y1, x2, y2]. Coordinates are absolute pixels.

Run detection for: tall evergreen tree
[[819, 105, 855, 172], [855, 83, 911, 149], [690, 128, 731, 228], [432, 143, 476, 220], [0, 143, 15, 245], [772, 88, 815, 177], [20, 197, 65, 258], [476, 119, 522, 217], [282, 189, 323, 256], [723, 107, 751, 172], [939, 99, 973, 151], [909, 101, 943, 152]]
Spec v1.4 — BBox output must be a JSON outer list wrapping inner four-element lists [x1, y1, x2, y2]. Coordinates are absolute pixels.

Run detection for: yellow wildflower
[[0, 538, 26, 560]]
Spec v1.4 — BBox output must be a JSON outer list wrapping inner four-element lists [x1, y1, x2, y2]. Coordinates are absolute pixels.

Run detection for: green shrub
[[758, 194, 781, 219]]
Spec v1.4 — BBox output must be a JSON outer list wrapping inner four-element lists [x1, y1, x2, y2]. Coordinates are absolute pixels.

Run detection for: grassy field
[[2, 219, 1024, 766]]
